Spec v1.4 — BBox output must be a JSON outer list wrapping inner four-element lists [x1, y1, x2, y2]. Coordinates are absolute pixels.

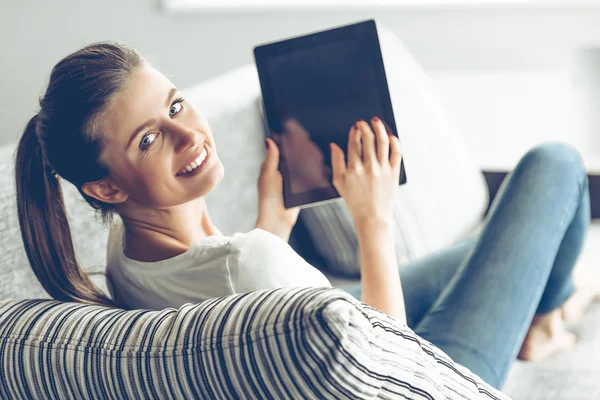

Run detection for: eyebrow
[[126, 87, 178, 149]]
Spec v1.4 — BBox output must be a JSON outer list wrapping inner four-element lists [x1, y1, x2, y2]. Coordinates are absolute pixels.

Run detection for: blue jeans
[[346, 142, 591, 389]]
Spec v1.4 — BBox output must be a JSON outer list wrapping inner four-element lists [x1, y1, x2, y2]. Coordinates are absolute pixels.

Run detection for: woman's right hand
[[330, 117, 402, 227], [331, 117, 406, 322]]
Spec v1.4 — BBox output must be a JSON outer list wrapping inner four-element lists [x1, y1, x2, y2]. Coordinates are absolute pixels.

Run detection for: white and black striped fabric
[[0, 287, 509, 399]]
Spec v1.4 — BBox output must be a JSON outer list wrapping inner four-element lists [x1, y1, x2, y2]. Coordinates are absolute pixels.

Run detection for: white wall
[[3, 0, 600, 169]]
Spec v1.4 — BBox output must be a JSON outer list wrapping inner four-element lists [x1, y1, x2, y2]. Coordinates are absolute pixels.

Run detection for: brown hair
[[15, 42, 144, 307]]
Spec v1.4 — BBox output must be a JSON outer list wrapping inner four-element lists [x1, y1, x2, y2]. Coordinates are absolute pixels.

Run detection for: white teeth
[[179, 148, 208, 175]]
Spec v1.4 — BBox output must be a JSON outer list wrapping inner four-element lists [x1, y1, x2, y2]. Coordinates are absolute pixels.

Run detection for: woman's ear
[[82, 178, 128, 204]]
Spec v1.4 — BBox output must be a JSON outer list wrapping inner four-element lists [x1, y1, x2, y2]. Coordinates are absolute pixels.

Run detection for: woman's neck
[[118, 198, 218, 262]]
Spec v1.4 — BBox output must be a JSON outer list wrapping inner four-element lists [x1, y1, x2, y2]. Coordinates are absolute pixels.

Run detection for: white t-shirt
[[105, 219, 332, 310]]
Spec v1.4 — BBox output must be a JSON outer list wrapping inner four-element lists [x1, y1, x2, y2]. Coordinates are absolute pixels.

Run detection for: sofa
[[1, 25, 598, 399]]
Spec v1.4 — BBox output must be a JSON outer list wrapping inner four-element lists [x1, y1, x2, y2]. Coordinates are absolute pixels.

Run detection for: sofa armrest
[[1, 286, 508, 399]]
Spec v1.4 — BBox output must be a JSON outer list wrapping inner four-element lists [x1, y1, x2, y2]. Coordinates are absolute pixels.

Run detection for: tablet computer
[[253, 19, 407, 208]]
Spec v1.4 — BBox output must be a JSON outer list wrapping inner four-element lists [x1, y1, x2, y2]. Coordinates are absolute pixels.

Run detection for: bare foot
[[561, 266, 600, 322], [518, 308, 577, 362]]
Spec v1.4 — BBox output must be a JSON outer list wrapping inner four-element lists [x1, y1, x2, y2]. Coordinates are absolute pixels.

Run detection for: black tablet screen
[[266, 39, 386, 195]]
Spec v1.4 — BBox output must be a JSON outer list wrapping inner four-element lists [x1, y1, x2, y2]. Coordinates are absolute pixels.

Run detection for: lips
[[176, 145, 211, 176]]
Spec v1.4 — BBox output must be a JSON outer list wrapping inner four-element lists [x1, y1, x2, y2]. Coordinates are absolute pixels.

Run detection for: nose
[[166, 119, 199, 154]]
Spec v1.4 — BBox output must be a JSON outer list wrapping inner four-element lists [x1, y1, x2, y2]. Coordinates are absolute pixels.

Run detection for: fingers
[[347, 124, 362, 168], [261, 137, 279, 173], [330, 142, 346, 189], [389, 134, 402, 179], [359, 121, 377, 167], [371, 117, 389, 164]]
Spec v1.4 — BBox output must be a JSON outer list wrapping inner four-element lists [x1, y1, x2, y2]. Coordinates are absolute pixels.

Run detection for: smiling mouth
[[176, 147, 209, 176]]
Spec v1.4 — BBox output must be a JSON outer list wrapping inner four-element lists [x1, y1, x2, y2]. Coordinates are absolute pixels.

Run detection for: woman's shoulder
[[229, 228, 288, 254], [229, 228, 310, 269], [228, 228, 332, 290], [233, 228, 281, 241]]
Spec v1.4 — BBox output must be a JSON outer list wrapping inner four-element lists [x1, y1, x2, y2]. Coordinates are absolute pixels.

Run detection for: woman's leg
[[346, 146, 591, 332], [346, 184, 591, 332], [411, 142, 590, 389]]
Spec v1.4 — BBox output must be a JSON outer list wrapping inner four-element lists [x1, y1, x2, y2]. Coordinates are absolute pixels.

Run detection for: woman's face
[[98, 64, 224, 209]]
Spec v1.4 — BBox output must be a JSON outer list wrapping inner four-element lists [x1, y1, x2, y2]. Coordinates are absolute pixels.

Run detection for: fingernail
[[265, 139, 270, 149], [373, 116, 380, 122]]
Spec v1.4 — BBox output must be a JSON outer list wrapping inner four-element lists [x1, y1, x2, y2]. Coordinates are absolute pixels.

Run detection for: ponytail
[[15, 115, 117, 307]]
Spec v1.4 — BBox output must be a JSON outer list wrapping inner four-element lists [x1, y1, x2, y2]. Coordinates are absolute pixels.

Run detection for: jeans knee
[[520, 142, 586, 183]]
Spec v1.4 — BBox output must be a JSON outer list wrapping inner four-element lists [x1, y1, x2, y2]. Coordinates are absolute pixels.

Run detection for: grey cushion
[[0, 287, 508, 400]]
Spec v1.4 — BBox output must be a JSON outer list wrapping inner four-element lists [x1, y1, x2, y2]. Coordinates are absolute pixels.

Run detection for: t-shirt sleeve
[[229, 229, 332, 293]]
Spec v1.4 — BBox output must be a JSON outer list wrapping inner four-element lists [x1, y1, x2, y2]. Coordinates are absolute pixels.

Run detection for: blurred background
[[3, 0, 600, 174]]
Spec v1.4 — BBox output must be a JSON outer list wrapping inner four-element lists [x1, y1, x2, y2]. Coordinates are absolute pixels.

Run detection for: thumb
[[263, 138, 280, 171], [330, 142, 346, 183]]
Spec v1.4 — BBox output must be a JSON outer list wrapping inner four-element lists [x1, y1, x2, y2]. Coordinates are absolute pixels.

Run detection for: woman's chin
[[215, 161, 225, 180], [195, 163, 224, 197]]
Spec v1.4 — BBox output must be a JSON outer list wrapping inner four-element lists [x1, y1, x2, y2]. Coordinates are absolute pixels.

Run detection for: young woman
[[15, 41, 597, 390]]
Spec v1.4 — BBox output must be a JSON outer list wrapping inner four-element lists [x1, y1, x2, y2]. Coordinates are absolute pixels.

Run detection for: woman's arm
[[355, 218, 405, 323], [330, 118, 406, 323]]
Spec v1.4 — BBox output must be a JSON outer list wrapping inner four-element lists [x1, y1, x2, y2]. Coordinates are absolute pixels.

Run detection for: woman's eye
[[139, 132, 158, 150], [169, 101, 183, 117]]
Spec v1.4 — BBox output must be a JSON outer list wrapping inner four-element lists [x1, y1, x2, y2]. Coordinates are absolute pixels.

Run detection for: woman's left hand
[[255, 137, 300, 242]]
